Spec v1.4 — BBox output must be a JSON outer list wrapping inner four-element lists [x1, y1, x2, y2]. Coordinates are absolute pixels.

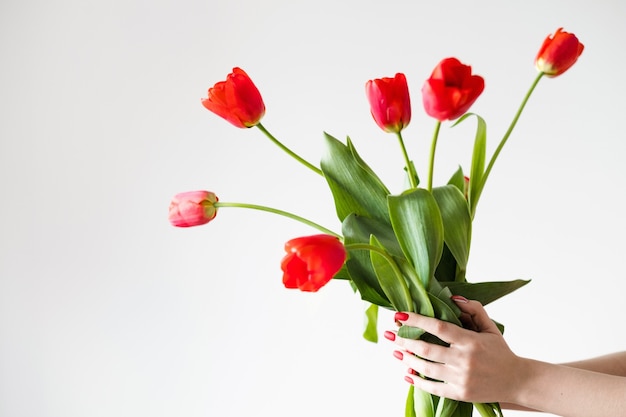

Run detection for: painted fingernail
[[395, 312, 409, 322], [384, 331, 396, 341], [451, 295, 469, 303], [404, 375, 414, 384], [393, 350, 403, 360]]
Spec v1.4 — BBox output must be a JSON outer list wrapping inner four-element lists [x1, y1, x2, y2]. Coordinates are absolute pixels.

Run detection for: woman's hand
[[385, 296, 523, 404], [385, 296, 626, 417]]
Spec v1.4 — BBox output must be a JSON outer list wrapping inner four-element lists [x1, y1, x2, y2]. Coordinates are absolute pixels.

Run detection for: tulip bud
[[201, 67, 266, 128], [535, 28, 584, 77], [365, 73, 412, 133], [169, 191, 218, 227]]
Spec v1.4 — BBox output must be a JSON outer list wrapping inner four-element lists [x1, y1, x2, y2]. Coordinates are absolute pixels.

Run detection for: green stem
[[396, 131, 418, 189], [345, 242, 397, 261], [426, 121, 442, 192], [481, 72, 545, 194], [214, 202, 339, 237], [256, 123, 323, 176]]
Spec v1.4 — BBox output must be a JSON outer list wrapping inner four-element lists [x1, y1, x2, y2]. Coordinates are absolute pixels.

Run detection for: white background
[[1, 0, 625, 416]]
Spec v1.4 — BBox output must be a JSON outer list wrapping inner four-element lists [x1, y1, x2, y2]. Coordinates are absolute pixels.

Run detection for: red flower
[[201, 67, 266, 128], [365, 73, 412, 133], [535, 28, 584, 77], [169, 191, 218, 227], [421, 58, 485, 121], [281, 234, 347, 292]]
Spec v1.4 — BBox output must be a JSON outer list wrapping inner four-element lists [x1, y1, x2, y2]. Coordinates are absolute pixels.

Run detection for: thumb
[[452, 296, 500, 334]]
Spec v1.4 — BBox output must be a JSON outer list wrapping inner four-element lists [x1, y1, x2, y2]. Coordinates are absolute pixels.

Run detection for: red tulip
[[535, 28, 584, 77], [281, 234, 347, 292], [201, 67, 266, 128], [365, 73, 412, 133], [421, 58, 484, 121], [169, 191, 218, 227]]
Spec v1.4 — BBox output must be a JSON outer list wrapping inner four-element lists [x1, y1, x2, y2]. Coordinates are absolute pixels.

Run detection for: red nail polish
[[404, 375, 414, 384], [384, 331, 396, 341], [451, 295, 469, 303], [393, 350, 403, 360], [395, 312, 409, 322]]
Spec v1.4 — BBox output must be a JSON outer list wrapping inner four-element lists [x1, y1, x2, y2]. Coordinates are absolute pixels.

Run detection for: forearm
[[561, 351, 626, 376], [510, 357, 626, 417], [501, 351, 626, 412]]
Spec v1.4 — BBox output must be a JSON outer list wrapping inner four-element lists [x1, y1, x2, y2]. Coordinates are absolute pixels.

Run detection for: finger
[[405, 372, 460, 402], [452, 297, 500, 334], [394, 312, 463, 345], [393, 350, 452, 384], [391, 335, 451, 364]]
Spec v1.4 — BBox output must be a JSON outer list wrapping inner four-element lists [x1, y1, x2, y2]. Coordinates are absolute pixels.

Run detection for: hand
[[385, 296, 522, 404]]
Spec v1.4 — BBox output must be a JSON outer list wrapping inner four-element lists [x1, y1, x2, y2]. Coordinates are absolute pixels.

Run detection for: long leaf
[[447, 166, 465, 192], [429, 292, 462, 326], [388, 188, 444, 288], [413, 387, 435, 417], [395, 256, 434, 317], [369, 235, 413, 312], [342, 214, 395, 307], [405, 386, 417, 417], [445, 279, 530, 306], [321, 132, 390, 225], [362, 303, 379, 343], [453, 113, 487, 218], [435, 397, 459, 417], [432, 185, 472, 273]]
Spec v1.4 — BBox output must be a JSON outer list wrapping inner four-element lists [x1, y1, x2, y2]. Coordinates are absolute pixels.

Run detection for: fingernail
[[393, 350, 403, 360], [384, 331, 396, 341], [395, 312, 409, 322], [451, 295, 469, 303], [404, 375, 414, 384]]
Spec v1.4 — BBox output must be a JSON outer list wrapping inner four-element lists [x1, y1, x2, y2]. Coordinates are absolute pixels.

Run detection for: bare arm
[[387, 297, 626, 417], [561, 351, 626, 376]]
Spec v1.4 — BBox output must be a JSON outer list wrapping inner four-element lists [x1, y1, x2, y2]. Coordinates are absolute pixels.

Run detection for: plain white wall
[[1, 0, 625, 416]]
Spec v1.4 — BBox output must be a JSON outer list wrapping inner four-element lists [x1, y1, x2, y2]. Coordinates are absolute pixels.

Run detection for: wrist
[[503, 355, 538, 407]]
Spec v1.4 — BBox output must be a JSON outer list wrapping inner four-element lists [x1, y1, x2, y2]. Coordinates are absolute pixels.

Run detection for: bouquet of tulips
[[169, 28, 583, 417]]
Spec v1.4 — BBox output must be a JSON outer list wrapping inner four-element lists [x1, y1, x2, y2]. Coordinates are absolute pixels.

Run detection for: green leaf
[[343, 213, 403, 257], [428, 282, 462, 319], [473, 402, 499, 417], [388, 188, 444, 288], [435, 397, 459, 417], [413, 386, 435, 417], [405, 386, 417, 417], [447, 166, 465, 192], [362, 303, 379, 343], [432, 185, 472, 273], [435, 244, 460, 283], [369, 235, 413, 312], [429, 292, 462, 326], [321, 133, 390, 225], [445, 279, 530, 306], [398, 325, 426, 340], [342, 214, 394, 307], [344, 254, 391, 308], [332, 264, 352, 280], [395, 257, 434, 317], [453, 402, 474, 417], [453, 113, 487, 218]]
